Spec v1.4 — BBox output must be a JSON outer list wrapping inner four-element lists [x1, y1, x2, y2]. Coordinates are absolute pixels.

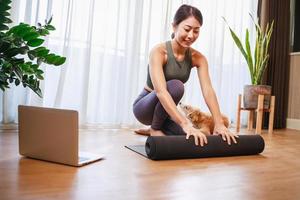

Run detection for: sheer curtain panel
[[0, 0, 258, 128]]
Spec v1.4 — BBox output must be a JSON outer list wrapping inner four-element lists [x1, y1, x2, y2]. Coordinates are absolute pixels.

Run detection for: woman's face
[[173, 16, 201, 47]]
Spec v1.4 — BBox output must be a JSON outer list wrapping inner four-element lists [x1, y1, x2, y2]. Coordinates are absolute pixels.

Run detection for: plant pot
[[243, 85, 272, 109]]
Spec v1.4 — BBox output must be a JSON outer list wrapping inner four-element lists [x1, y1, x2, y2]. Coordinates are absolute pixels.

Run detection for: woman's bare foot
[[150, 128, 165, 136], [134, 128, 151, 136]]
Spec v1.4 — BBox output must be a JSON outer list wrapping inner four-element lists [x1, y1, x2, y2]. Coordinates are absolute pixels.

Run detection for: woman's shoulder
[[190, 47, 205, 59], [149, 42, 168, 63], [150, 42, 168, 54], [190, 47, 207, 67]]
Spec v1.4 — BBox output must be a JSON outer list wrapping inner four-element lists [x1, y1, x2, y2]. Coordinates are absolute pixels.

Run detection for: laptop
[[18, 105, 103, 167]]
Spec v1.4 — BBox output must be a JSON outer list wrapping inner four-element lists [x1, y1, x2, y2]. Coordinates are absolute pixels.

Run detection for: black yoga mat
[[126, 135, 265, 160], [125, 145, 148, 157]]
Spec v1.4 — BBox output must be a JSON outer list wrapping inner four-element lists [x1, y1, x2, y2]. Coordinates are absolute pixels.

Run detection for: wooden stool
[[236, 94, 275, 134]]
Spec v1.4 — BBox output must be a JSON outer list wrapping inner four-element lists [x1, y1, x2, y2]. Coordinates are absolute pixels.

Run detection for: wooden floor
[[1, 127, 300, 200]]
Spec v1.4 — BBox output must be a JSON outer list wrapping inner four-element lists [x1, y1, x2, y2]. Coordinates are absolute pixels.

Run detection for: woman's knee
[[166, 79, 184, 102], [132, 92, 158, 126], [133, 104, 152, 125]]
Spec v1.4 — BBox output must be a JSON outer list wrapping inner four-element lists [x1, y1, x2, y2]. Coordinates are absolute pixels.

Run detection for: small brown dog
[[179, 102, 230, 136]]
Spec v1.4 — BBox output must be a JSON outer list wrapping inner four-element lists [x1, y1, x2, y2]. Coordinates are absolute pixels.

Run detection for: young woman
[[133, 4, 238, 146]]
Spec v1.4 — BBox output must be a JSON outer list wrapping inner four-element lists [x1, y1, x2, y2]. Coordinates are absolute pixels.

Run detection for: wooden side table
[[236, 94, 275, 134]]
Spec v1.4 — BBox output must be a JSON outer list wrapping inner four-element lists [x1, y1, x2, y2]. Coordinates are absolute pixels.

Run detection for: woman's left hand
[[213, 124, 239, 145]]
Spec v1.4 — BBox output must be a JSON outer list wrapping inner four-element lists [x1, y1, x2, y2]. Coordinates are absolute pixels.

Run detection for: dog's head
[[179, 102, 195, 115], [179, 102, 203, 122]]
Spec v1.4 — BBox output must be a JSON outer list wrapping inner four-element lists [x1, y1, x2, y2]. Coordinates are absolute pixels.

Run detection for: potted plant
[[0, 0, 66, 98], [223, 15, 274, 109]]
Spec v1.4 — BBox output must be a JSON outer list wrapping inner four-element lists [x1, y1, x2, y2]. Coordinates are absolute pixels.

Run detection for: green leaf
[[3, 47, 21, 57], [36, 49, 50, 57], [228, 27, 248, 61], [53, 57, 66, 66], [10, 71, 16, 78], [36, 74, 44, 80], [15, 78, 20, 86], [7, 24, 25, 34], [0, 81, 9, 90], [0, 16, 12, 24], [23, 32, 40, 41], [27, 38, 44, 47], [257, 55, 269, 84], [15, 26, 33, 37], [27, 50, 37, 60], [2, 61, 12, 69], [8, 23, 31, 35], [51, 56, 62, 65], [46, 15, 53, 24], [26, 78, 42, 97], [255, 29, 264, 81], [222, 17, 248, 61], [45, 53, 56, 63], [34, 88, 42, 98], [33, 46, 47, 52], [249, 13, 262, 35], [1, 11, 11, 16], [0, 85, 5, 91], [0, 24, 9, 31], [31, 64, 38, 70], [7, 25, 17, 34], [245, 29, 254, 83], [0, 76, 6, 83], [39, 29, 50, 36], [45, 24, 56, 31], [11, 58, 24, 65], [13, 37, 23, 46], [1, 0, 12, 4], [0, 40, 10, 52], [19, 46, 30, 54], [35, 69, 44, 80], [20, 63, 30, 71], [35, 69, 44, 75], [254, 36, 259, 73], [0, 4, 11, 12], [265, 20, 274, 52], [23, 74, 28, 81]]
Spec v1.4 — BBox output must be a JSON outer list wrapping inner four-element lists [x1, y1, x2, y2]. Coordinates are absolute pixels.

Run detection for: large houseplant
[[0, 0, 66, 98], [224, 15, 274, 109]]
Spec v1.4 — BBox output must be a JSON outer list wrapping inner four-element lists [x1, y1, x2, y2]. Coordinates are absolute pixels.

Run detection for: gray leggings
[[133, 79, 186, 135]]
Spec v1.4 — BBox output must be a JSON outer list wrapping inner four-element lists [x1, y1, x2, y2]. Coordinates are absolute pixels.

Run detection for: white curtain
[[0, 0, 257, 127]]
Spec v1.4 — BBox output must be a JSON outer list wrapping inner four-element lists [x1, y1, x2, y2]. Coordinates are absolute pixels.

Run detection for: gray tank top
[[146, 41, 193, 89]]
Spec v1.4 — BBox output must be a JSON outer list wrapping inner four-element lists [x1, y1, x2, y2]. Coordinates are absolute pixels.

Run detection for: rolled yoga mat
[[126, 135, 265, 160]]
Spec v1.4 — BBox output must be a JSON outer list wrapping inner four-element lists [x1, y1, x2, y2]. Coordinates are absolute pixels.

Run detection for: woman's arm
[[149, 45, 188, 127], [193, 51, 238, 144], [195, 55, 224, 124], [149, 45, 207, 146]]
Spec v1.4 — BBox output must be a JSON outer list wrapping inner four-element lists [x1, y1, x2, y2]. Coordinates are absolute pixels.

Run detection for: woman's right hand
[[182, 122, 208, 146]]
